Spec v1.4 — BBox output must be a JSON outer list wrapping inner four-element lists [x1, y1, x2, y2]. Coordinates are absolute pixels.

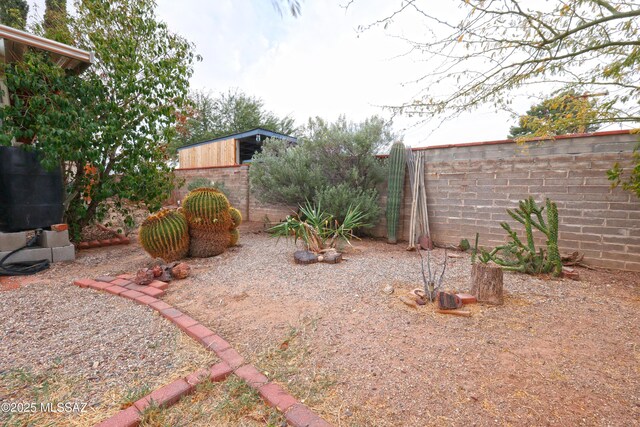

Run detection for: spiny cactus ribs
[[386, 142, 406, 244], [229, 207, 242, 229], [182, 187, 233, 232], [138, 209, 190, 262], [479, 197, 562, 276], [141, 187, 242, 260]]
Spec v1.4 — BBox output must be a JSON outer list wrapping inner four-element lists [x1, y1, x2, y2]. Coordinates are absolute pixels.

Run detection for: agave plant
[[269, 201, 367, 253]]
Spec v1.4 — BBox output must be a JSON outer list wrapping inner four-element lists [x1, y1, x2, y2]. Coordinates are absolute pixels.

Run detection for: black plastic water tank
[[0, 146, 64, 232]]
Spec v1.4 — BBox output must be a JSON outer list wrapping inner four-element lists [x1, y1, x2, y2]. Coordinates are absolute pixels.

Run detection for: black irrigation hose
[[0, 232, 50, 276]]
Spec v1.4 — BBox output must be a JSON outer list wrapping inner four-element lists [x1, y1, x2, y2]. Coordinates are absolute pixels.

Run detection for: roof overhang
[[0, 24, 93, 74], [177, 128, 298, 151]]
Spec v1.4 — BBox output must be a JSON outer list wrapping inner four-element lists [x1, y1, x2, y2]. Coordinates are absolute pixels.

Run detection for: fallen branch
[[436, 309, 472, 317]]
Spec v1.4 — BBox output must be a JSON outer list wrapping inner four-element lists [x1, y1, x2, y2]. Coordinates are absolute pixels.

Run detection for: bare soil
[[2, 222, 639, 426]]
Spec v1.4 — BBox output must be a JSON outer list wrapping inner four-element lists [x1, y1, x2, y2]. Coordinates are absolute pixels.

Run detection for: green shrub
[[249, 115, 394, 226], [269, 201, 366, 253], [314, 184, 380, 229]]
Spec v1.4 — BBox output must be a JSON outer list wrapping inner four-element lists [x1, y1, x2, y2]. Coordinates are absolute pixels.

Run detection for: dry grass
[[251, 317, 336, 409], [0, 333, 217, 427], [140, 377, 285, 427], [135, 318, 334, 426]]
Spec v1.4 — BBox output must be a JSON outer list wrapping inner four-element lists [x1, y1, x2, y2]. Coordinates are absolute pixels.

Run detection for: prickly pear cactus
[[138, 209, 189, 262]]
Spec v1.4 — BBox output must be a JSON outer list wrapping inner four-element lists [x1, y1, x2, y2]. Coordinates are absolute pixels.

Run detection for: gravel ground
[[0, 280, 216, 426], [163, 223, 640, 427], [1, 222, 638, 426]]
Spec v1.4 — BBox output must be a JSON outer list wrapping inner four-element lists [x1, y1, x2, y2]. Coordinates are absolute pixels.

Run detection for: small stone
[[134, 268, 154, 285], [383, 284, 394, 295], [171, 262, 190, 280], [151, 265, 163, 277], [419, 234, 434, 250], [344, 409, 353, 417], [92, 361, 99, 369]]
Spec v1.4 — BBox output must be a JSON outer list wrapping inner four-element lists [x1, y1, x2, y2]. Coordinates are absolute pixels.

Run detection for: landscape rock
[[171, 262, 191, 280], [135, 268, 155, 285], [294, 250, 318, 265], [152, 265, 163, 277]]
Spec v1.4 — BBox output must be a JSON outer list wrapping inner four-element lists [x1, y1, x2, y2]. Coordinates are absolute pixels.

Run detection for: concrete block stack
[[0, 225, 75, 264]]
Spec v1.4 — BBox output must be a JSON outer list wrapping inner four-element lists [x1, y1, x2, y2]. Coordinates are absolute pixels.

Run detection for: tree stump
[[470, 263, 504, 305]]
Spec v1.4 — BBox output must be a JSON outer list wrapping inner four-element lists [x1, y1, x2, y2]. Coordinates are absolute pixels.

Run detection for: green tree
[[508, 91, 601, 139], [44, 0, 72, 44], [0, 0, 197, 237], [0, 0, 29, 30], [249, 115, 395, 227], [353, 1, 640, 196], [175, 88, 296, 150]]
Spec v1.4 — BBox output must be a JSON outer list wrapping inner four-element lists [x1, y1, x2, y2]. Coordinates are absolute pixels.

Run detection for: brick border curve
[[73, 276, 331, 427]]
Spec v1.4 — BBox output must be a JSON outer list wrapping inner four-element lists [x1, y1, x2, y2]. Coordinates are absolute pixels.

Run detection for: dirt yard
[[1, 222, 639, 426]]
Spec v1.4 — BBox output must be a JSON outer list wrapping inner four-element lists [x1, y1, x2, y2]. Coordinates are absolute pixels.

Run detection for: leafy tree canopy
[[508, 90, 601, 139], [0, 0, 197, 237], [0, 0, 29, 30], [249, 115, 396, 227], [173, 89, 296, 152], [44, 0, 73, 44]]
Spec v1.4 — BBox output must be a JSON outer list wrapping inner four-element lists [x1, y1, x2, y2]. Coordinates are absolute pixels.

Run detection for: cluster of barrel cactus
[[139, 188, 241, 261]]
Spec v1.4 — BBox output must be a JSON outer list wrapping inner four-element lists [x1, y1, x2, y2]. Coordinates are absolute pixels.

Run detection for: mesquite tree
[[350, 0, 640, 197]]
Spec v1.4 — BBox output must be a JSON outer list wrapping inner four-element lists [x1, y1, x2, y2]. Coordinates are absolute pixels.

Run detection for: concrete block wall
[[172, 165, 251, 218], [173, 131, 640, 271], [372, 131, 640, 271], [172, 165, 295, 223]]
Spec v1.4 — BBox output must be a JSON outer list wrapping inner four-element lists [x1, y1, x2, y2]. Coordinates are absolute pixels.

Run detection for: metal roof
[[177, 127, 297, 151], [0, 24, 93, 73]]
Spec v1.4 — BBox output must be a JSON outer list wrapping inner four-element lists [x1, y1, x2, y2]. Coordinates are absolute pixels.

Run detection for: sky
[[28, 0, 629, 147], [151, 0, 518, 147]]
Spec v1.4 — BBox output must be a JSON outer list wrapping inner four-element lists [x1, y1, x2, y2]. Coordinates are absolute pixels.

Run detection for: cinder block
[[0, 231, 27, 251], [52, 244, 75, 262], [0, 246, 52, 263], [38, 229, 70, 248]]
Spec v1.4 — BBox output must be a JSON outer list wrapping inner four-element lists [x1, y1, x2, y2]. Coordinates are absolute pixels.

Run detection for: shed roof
[[0, 24, 93, 73], [177, 128, 297, 151]]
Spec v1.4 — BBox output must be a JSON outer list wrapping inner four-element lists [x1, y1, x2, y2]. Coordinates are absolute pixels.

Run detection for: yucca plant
[[269, 202, 367, 253]]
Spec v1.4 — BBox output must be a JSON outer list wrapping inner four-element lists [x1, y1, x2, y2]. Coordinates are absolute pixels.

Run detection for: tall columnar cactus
[[138, 209, 190, 262], [478, 197, 562, 277], [386, 141, 406, 244], [544, 198, 562, 276], [182, 187, 233, 232]]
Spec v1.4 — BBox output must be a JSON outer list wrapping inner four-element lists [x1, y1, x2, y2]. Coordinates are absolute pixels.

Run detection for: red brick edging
[[72, 276, 331, 427]]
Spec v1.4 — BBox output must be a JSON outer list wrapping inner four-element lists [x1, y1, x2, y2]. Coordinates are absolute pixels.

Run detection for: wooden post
[[470, 263, 504, 305]]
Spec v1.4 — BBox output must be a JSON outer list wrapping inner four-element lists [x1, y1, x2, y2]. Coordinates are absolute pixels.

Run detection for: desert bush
[[250, 115, 394, 226], [314, 184, 380, 229]]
